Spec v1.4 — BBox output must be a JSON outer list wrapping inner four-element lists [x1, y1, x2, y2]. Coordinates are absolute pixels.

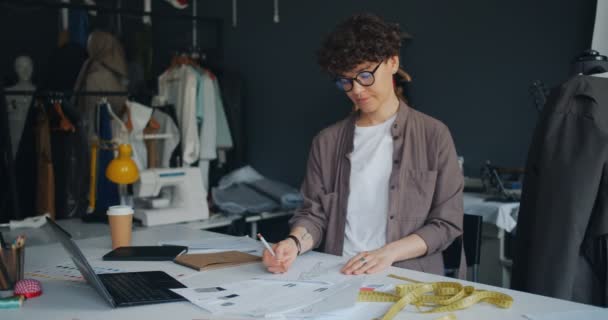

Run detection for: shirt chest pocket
[[401, 170, 438, 219]]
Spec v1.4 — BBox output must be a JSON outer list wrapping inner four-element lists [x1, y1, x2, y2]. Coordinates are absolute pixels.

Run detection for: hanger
[[104, 101, 130, 145], [123, 101, 160, 132], [51, 94, 75, 132], [177, 52, 193, 66], [147, 117, 160, 130], [166, 50, 197, 79], [169, 52, 181, 70]]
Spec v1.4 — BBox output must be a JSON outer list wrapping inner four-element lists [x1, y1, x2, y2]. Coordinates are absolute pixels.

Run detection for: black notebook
[[103, 246, 188, 261]]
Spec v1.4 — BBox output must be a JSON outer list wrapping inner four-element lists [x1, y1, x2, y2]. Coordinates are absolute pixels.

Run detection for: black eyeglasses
[[334, 61, 383, 92]]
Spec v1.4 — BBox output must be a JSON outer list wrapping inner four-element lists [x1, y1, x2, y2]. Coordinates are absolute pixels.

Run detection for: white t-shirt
[[342, 114, 396, 257]]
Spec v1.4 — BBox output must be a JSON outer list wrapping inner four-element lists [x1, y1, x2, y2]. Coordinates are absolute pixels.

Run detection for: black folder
[[103, 246, 187, 261]]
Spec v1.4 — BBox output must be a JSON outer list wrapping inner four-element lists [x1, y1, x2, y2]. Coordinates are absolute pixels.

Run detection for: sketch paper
[[256, 255, 354, 285], [173, 278, 349, 317]]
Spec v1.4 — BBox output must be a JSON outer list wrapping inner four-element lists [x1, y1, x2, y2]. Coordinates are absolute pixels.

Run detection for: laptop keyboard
[[99, 272, 176, 305]]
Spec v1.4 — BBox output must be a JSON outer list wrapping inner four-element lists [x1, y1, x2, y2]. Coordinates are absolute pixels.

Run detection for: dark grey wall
[[198, 0, 596, 185], [1, 0, 597, 188]]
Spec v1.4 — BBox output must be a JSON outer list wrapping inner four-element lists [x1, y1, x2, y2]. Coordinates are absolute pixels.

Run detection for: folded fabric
[[216, 165, 264, 190], [212, 184, 278, 215], [212, 166, 303, 214], [246, 179, 303, 209]]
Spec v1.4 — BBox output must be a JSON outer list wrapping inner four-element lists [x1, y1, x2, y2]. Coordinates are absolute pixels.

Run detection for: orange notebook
[[174, 251, 261, 271]]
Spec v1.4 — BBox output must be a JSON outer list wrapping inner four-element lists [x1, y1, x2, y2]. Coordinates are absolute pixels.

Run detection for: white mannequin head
[[14, 56, 34, 83]]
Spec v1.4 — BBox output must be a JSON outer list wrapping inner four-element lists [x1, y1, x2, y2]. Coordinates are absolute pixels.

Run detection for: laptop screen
[[44, 217, 116, 307]]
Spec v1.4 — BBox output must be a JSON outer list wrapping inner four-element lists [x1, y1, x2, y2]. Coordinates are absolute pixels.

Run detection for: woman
[[262, 14, 464, 277]]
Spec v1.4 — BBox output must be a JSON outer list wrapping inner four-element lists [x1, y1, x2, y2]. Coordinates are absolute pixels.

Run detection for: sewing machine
[[481, 161, 523, 202], [133, 167, 209, 226]]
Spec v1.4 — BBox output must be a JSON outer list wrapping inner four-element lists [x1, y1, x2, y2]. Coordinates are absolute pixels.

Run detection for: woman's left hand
[[341, 247, 397, 275]]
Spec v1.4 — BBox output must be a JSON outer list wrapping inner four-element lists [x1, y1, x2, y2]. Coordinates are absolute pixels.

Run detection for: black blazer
[[512, 75, 608, 307]]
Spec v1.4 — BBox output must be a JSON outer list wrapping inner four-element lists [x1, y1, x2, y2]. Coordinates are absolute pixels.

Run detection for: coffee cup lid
[[107, 205, 134, 216]]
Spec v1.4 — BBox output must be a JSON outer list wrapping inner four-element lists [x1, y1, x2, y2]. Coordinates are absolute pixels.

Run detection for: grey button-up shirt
[[290, 100, 464, 275]]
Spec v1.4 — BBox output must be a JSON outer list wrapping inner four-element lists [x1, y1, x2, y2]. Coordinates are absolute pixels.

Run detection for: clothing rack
[[2, 0, 221, 23], [2, 0, 223, 52], [3, 90, 131, 97]]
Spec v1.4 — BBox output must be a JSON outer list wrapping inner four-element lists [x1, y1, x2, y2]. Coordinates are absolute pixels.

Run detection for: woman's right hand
[[262, 239, 299, 273]]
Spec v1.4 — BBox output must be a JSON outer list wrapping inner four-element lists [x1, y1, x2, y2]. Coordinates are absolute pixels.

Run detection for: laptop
[[44, 217, 187, 307]]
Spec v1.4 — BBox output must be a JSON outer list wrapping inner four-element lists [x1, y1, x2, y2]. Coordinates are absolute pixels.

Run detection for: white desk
[[463, 192, 519, 232], [2, 220, 605, 320], [1, 211, 293, 247], [463, 192, 519, 288]]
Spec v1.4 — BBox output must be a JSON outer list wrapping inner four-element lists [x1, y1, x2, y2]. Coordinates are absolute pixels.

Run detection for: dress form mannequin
[[5, 56, 36, 159]]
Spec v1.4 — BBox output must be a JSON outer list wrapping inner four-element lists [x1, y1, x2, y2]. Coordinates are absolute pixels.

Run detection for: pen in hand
[[257, 233, 276, 257]]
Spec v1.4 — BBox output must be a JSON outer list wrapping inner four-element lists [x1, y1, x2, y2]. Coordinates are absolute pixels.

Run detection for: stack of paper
[[173, 277, 363, 318], [172, 255, 367, 318]]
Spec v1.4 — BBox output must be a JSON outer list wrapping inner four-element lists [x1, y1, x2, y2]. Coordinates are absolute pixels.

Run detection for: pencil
[[257, 233, 276, 257], [0, 248, 9, 289], [19, 249, 23, 281], [0, 272, 7, 290], [10, 244, 16, 283], [17, 237, 25, 281]]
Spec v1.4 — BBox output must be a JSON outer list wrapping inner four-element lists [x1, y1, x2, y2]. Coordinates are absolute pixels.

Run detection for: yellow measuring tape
[[357, 274, 513, 320]]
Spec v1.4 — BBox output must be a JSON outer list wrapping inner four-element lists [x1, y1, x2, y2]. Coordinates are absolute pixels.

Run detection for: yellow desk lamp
[[102, 103, 139, 205], [106, 143, 139, 206], [87, 103, 139, 212], [106, 144, 139, 184], [89, 139, 140, 212]]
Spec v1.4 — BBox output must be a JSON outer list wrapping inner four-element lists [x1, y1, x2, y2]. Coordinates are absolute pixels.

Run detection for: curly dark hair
[[317, 13, 402, 76]]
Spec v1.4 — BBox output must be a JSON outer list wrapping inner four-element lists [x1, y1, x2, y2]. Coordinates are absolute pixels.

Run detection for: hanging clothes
[[512, 75, 608, 306], [73, 31, 129, 140], [196, 69, 216, 188], [13, 98, 38, 220], [158, 65, 200, 165], [197, 69, 233, 188], [196, 69, 234, 160], [157, 61, 233, 190], [48, 99, 89, 219], [35, 102, 55, 219], [151, 108, 180, 168], [124, 100, 153, 170], [213, 75, 234, 163], [90, 101, 120, 218], [68, 8, 89, 48], [212, 72, 245, 186]]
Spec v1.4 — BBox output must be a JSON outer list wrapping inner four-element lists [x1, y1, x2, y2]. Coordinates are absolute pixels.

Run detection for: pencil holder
[[0, 246, 25, 290]]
